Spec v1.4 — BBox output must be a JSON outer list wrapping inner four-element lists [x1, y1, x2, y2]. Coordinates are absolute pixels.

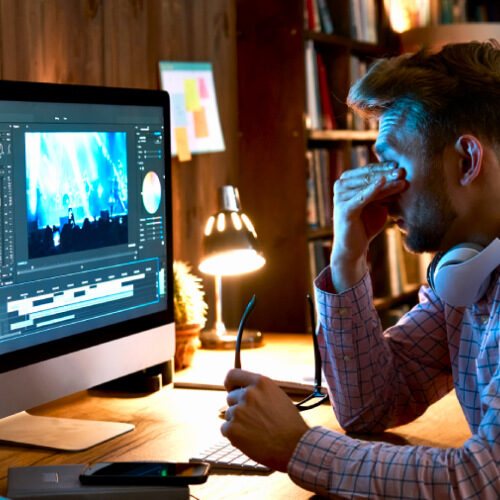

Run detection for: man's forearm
[[288, 427, 497, 500], [330, 250, 369, 293]]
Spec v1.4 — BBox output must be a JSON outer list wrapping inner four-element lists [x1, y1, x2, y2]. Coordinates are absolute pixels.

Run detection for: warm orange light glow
[[241, 213, 257, 238], [216, 213, 225, 232], [385, 0, 411, 33], [385, 0, 430, 33], [204, 216, 215, 236], [199, 249, 265, 276], [231, 212, 243, 230]]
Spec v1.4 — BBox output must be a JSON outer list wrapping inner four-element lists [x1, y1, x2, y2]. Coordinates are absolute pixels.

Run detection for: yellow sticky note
[[193, 106, 209, 138], [184, 79, 201, 112], [175, 127, 191, 162]]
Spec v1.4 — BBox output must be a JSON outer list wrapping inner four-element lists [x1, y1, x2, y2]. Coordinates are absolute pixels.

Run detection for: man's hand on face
[[331, 162, 407, 291], [221, 369, 310, 473]]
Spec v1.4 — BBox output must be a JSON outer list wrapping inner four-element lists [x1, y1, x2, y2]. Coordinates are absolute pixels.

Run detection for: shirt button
[[338, 307, 349, 317], [343, 355, 351, 361], [481, 316, 489, 325]]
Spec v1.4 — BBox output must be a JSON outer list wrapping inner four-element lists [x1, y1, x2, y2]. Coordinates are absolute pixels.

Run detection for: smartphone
[[79, 461, 210, 486]]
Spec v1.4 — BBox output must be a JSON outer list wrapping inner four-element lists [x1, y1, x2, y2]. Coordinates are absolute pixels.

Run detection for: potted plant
[[173, 260, 208, 370]]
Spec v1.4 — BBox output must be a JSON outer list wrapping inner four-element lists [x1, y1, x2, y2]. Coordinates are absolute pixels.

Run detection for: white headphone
[[427, 238, 500, 306]]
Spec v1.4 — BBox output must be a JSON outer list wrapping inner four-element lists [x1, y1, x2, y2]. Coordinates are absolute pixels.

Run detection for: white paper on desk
[[8, 464, 189, 500], [175, 362, 326, 395]]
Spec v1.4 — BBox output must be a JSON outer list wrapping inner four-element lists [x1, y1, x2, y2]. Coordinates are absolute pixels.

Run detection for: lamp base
[[200, 328, 263, 350]]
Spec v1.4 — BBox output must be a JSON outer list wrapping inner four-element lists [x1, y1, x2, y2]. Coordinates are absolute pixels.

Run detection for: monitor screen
[[0, 81, 174, 448]]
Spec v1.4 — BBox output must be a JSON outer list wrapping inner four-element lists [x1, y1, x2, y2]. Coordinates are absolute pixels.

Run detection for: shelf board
[[307, 227, 333, 240], [308, 129, 378, 142], [304, 30, 389, 57], [399, 23, 500, 52]]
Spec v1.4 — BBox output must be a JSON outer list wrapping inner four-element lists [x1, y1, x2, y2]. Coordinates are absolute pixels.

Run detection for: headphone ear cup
[[427, 239, 500, 306]]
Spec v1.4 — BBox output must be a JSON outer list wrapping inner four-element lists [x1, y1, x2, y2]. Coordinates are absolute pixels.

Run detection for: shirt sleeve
[[288, 386, 500, 500], [314, 266, 454, 433]]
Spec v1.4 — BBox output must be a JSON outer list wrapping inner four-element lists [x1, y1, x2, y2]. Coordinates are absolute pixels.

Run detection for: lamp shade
[[199, 186, 265, 277]]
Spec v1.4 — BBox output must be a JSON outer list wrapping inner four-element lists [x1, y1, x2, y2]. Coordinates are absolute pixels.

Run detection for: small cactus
[[173, 261, 208, 328]]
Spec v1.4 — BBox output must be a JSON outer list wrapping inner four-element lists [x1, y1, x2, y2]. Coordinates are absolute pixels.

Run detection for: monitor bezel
[[0, 80, 174, 374]]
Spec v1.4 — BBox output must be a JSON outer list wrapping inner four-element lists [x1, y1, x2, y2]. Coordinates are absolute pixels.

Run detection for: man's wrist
[[330, 253, 368, 293]]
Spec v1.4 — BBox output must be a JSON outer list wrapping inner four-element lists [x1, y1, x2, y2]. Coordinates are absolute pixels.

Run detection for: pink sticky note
[[198, 77, 209, 99]]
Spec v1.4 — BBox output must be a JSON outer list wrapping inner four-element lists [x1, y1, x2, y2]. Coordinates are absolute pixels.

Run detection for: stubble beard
[[402, 183, 458, 253]]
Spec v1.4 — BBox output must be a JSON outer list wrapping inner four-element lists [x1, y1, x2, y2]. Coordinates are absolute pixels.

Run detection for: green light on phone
[[161, 469, 167, 477]]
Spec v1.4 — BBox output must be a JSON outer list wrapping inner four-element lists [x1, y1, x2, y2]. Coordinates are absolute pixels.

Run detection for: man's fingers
[[337, 163, 403, 191], [339, 161, 397, 180], [338, 175, 385, 207], [226, 387, 246, 406], [224, 368, 261, 391]]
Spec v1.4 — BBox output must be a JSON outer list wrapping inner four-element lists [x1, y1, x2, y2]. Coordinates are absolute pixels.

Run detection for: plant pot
[[175, 323, 202, 371]]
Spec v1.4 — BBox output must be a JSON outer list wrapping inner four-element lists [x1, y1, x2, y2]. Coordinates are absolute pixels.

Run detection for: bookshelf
[[234, 0, 421, 333], [235, 0, 498, 333]]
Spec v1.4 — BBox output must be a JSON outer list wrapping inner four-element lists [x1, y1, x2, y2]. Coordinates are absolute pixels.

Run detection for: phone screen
[[79, 461, 210, 486]]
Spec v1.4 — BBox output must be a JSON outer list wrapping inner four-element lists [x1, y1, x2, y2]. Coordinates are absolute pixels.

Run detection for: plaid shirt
[[288, 267, 500, 499]]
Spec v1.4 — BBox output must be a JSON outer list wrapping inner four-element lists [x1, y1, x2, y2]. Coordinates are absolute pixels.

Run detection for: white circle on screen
[[142, 171, 162, 214]]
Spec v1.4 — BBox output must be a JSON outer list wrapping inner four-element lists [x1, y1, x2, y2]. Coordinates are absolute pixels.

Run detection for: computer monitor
[[0, 80, 174, 450]]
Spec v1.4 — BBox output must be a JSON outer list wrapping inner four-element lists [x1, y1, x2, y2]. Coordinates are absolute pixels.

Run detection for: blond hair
[[347, 40, 500, 156]]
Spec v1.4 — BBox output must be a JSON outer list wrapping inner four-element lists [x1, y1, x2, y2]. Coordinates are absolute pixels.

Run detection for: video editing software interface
[[0, 97, 169, 358]]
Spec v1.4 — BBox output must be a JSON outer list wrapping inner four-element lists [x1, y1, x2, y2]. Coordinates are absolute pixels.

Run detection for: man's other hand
[[221, 368, 310, 472]]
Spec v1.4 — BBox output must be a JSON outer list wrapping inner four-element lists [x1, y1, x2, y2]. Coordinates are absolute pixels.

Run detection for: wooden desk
[[0, 334, 472, 499]]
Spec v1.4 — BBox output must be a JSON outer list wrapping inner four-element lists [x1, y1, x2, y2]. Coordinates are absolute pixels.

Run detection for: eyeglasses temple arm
[[306, 294, 322, 389], [234, 294, 257, 369]]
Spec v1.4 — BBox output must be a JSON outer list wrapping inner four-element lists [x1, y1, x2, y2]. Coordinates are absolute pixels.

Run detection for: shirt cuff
[[314, 267, 374, 347]]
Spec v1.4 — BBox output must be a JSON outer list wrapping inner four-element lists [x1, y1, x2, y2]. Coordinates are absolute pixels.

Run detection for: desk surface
[[0, 334, 472, 499]]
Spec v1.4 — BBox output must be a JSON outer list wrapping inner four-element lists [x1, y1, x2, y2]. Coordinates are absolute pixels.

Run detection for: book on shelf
[[316, 0, 334, 34], [469, 2, 500, 22], [304, 0, 334, 34], [317, 149, 333, 227], [385, 224, 408, 297], [306, 148, 343, 229], [369, 224, 429, 299], [316, 52, 336, 130], [305, 40, 321, 129], [305, 0, 321, 32], [306, 151, 319, 228], [349, 55, 378, 131], [349, 0, 378, 43], [305, 42, 337, 130], [308, 238, 332, 280], [350, 144, 370, 169]]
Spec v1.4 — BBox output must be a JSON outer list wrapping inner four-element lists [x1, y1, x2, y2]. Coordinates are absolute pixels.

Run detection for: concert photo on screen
[[26, 131, 129, 259]]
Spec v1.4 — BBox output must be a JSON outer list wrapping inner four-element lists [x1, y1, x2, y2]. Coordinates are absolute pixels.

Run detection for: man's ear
[[454, 135, 483, 186]]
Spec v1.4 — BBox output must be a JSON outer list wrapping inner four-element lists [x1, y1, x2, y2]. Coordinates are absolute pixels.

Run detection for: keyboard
[[191, 438, 271, 474]]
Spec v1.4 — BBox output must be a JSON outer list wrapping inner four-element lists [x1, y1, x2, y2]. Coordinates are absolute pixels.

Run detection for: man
[[221, 40, 500, 498]]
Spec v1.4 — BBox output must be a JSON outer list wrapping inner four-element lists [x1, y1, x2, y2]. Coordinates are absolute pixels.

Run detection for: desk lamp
[[199, 185, 265, 349]]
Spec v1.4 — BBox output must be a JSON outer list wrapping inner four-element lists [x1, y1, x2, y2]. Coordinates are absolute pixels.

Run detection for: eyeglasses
[[234, 294, 328, 411]]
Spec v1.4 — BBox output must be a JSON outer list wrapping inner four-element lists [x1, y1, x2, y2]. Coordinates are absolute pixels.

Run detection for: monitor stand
[[0, 411, 134, 451]]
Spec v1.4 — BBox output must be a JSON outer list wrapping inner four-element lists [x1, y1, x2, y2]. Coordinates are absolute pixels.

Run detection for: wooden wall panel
[[0, 0, 240, 329], [0, 0, 104, 84], [236, 0, 309, 332]]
